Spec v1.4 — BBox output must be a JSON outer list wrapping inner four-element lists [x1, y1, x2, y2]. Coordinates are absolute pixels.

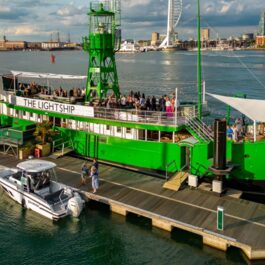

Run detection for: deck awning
[[207, 93, 265, 122], [11, 71, 87, 80]]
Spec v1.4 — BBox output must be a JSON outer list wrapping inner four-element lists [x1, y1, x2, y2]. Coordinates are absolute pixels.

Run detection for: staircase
[[50, 137, 74, 159], [163, 171, 189, 191], [185, 115, 213, 142]]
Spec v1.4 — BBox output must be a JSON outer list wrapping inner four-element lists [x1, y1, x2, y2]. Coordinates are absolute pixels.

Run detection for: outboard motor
[[67, 192, 85, 218]]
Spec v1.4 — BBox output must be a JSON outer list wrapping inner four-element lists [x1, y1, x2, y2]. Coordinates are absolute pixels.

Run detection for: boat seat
[[44, 189, 68, 205]]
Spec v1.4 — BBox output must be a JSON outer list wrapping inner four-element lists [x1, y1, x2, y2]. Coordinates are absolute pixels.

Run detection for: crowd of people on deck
[[17, 82, 86, 99], [100, 91, 177, 115], [16, 82, 178, 114]]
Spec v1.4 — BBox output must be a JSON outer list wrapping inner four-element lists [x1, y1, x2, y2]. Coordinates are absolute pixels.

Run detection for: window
[[117, 127, 122, 133], [126, 128, 131, 134]]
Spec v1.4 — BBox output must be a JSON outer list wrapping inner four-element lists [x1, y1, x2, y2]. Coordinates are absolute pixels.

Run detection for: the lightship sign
[[11, 96, 94, 117]]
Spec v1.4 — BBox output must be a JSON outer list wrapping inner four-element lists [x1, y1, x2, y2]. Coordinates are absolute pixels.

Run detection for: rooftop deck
[[1, 91, 197, 127], [0, 153, 265, 260]]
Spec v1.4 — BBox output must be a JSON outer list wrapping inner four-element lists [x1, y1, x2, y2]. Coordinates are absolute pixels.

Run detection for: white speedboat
[[0, 160, 84, 221]]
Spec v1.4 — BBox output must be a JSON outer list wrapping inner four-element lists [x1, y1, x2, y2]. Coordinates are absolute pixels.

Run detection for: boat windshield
[[26, 168, 56, 190]]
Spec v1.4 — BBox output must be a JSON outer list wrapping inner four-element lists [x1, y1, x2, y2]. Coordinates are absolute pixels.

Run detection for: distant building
[[242, 33, 254, 41], [256, 10, 265, 47], [137, 40, 151, 47], [41, 41, 62, 50], [258, 10, 265, 36], [151, 32, 160, 46], [0, 37, 26, 50], [119, 40, 140, 52], [27, 42, 42, 50], [256, 36, 265, 47], [201, 28, 210, 41]]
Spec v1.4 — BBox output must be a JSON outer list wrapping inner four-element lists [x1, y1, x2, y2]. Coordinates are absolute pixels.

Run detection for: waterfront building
[[0, 36, 26, 50], [137, 40, 151, 47], [256, 36, 265, 47], [27, 42, 42, 50], [41, 41, 63, 50], [151, 32, 160, 46], [242, 33, 254, 41], [256, 10, 265, 47], [201, 28, 210, 41], [120, 40, 140, 52]]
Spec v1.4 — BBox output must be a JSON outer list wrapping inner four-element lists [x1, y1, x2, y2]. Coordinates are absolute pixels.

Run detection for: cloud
[[0, 6, 29, 20], [0, 0, 263, 41]]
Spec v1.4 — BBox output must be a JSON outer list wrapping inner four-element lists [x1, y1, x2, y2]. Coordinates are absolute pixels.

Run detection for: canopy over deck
[[208, 93, 265, 122], [207, 93, 265, 142], [11, 71, 87, 80]]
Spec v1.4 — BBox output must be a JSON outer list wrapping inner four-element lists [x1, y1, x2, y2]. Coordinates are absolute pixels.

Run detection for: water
[[0, 50, 265, 265]]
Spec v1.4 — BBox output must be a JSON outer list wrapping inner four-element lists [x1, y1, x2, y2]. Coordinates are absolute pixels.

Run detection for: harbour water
[[0, 50, 265, 265]]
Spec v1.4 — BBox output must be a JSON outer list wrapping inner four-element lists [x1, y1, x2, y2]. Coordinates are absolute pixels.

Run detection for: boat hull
[[0, 179, 68, 221]]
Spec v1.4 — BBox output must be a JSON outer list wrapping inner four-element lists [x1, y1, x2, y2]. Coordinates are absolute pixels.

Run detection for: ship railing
[[165, 160, 177, 181], [93, 107, 194, 127], [52, 138, 73, 155], [0, 128, 24, 145]]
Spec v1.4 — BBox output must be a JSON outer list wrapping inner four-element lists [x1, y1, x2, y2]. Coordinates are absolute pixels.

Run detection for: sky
[[0, 0, 263, 42]]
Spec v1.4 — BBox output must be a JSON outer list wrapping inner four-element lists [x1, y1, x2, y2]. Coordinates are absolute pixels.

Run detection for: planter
[[36, 143, 51, 157], [19, 149, 32, 160]]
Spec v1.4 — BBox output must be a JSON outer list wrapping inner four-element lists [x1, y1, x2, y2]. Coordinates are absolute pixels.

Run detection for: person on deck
[[226, 125, 233, 140], [81, 163, 89, 185], [90, 166, 99, 193], [92, 158, 99, 173]]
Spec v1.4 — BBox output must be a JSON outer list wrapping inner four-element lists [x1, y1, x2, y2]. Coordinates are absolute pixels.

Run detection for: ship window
[[147, 130, 159, 142], [138, 129, 145, 140], [160, 132, 173, 142]]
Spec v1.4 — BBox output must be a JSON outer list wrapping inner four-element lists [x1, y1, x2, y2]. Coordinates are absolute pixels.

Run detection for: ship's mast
[[83, 1, 121, 102], [197, 0, 202, 120]]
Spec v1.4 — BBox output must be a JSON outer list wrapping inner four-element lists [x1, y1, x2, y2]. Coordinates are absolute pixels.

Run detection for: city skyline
[[0, 0, 264, 42]]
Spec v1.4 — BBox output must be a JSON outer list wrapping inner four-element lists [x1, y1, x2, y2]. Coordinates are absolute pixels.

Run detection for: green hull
[[0, 104, 264, 182]]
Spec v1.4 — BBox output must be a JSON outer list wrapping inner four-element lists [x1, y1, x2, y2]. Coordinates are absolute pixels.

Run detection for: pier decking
[[0, 153, 265, 260]]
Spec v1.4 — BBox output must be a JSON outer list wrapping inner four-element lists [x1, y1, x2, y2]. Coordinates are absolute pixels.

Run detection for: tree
[[33, 121, 54, 144]]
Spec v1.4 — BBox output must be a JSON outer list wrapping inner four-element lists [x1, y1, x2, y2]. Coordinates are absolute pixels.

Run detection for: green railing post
[[197, 0, 202, 120]]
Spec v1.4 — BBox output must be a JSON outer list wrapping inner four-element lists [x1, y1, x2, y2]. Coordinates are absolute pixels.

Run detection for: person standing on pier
[[90, 166, 99, 193], [92, 158, 98, 173], [81, 163, 89, 185]]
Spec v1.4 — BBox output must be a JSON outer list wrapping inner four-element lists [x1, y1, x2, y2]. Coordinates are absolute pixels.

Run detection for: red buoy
[[50, 54, 56, 64]]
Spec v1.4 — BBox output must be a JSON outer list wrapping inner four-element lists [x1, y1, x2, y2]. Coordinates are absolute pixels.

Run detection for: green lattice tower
[[83, 1, 121, 102]]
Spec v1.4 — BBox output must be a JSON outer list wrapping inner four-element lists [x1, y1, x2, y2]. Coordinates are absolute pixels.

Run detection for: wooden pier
[[0, 153, 265, 261]]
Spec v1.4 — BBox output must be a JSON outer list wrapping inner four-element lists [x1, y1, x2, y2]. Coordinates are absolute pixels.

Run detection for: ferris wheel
[[160, 0, 183, 48]]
